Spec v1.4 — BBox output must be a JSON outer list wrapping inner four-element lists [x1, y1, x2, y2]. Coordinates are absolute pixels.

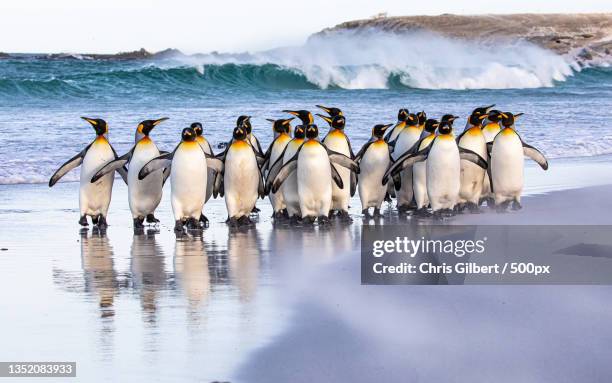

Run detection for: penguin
[[315, 104, 343, 118], [266, 125, 306, 220], [261, 118, 294, 218], [221, 125, 265, 226], [384, 108, 409, 143], [389, 113, 421, 212], [317, 109, 355, 218], [191, 122, 216, 224], [268, 124, 359, 224], [237, 115, 264, 157], [138, 127, 223, 233], [49, 117, 127, 228], [283, 109, 314, 126], [480, 108, 503, 205], [91, 117, 169, 229], [416, 111, 427, 131], [354, 124, 393, 216], [488, 112, 548, 211], [456, 106, 492, 212], [383, 115, 487, 219], [412, 119, 439, 216]]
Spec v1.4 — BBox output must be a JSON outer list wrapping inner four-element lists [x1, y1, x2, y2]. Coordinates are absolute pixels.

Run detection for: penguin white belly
[[491, 131, 524, 204], [458, 130, 486, 204], [281, 141, 302, 218], [358, 142, 389, 210], [392, 127, 421, 208], [413, 160, 428, 209], [224, 142, 260, 218], [268, 135, 291, 213], [170, 143, 207, 221], [426, 137, 460, 211], [323, 131, 351, 212], [197, 137, 214, 203], [128, 139, 162, 219], [80, 138, 116, 217], [297, 142, 332, 217]]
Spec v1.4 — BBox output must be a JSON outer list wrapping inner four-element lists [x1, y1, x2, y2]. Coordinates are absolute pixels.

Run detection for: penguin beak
[[315, 114, 332, 125], [152, 117, 169, 126], [449, 116, 459, 122], [316, 105, 331, 115], [266, 118, 276, 123], [283, 110, 299, 116], [381, 123, 393, 131], [514, 113, 524, 118], [485, 104, 496, 112], [81, 117, 97, 126]]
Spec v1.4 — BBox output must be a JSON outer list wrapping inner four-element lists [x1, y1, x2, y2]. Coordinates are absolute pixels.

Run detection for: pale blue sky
[[1, 0, 610, 53]]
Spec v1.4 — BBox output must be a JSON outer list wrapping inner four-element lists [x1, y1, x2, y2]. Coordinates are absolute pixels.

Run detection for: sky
[[0, 0, 610, 54]]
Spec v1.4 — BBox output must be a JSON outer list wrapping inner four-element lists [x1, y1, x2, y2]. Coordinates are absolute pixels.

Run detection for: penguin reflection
[[174, 235, 210, 311], [80, 228, 118, 317], [227, 227, 261, 302], [130, 231, 167, 323]]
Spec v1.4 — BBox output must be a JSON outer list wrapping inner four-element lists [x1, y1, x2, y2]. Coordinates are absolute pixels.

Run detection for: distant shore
[[1, 13, 610, 66]]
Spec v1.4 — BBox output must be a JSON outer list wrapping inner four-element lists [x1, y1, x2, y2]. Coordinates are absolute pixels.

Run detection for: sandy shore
[[0, 157, 611, 382]]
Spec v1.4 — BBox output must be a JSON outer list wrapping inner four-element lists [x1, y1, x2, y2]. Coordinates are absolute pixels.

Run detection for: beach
[[0, 155, 611, 382]]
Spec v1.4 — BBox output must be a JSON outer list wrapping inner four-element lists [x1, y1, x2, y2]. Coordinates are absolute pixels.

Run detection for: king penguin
[[221, 125, 265, 226], [265, 125, 306, 220], [317, 106, 355, 219], [384, 108, 409, 143], [269, 124, 359, 224], [480, 108, 503, 205], [390, 113, 422, 213], [354, 124, 393, 216], [49, 117, 127, 228], [191, 122, 216, 225], [412, 118, 439, 216], [237, 115, 264, 158], [138, 127, 223, 233], [261, 118, 294, 218], [91, 117, 169, 229], [489, 112, 548, 211], [456, 106, 492, 212], [383, 115, 487, 219]]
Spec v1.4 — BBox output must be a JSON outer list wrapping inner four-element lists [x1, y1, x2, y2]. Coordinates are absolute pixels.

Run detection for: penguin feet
[[397, 204, 410, 215], [496, 201, 511, 213], [454, 203, 464, 214], [226, 217, 239, 228], [337, 210, 352, 222], [146, 214, 160, 224], [97, 215, 108, 230], [362, 208, 371, 217], [318, 215, 331, 225], [133, 217, 145, 229], [415, 208, 432, 217], [199, 214, 209, 227], [78, 215, 89, 227], [511, 200, 522, 211], [384, 193, 392, 203], [485, 197, 496, 209], [174, 220, 185, 233], [238, 215, 254, 226], [92, 215, 99, 225], [186, 217, 201, 230], [432, 210, 445, 221], [303, 216, 316, 225], [273, 210, 286, 220], [251, 206, 260, 214]]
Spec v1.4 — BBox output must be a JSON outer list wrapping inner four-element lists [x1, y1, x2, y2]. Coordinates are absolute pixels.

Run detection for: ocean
[[0, 31, 611, 185]]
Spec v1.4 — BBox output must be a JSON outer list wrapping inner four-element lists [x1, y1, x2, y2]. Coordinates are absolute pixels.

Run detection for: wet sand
[[0, 158, 611, 382]]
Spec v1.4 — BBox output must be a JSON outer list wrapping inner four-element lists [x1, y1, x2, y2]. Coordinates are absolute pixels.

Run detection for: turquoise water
[[0, 38, 611, 185]]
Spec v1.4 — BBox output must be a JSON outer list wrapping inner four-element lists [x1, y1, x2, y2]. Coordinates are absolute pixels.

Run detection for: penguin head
[[315, 104, 343, 117], [471, 104, 495, 118], [305, 124, 319, 139], [397, 108, 409, 122], [232, 126, 248, 140], [293, 125, 306, 139], [424, 119, 440, 133], [468, 111, 489, 127], [266, 118, 293, 134], [181, 127, 197, 142], [405, 113, 419, 127], [372, 124, 393, 139], [237, 115, 252, 133], [500, 112, 523, 128], [283, 110, 314, 125], [417, 111, 427, 125], [81, 117, 108, 136], [190, 122, 203, 136], [438, 115, 458, 134], [486, 110, 503, 123], [317, 114, 346, 130], [137, 117, 168, 136]]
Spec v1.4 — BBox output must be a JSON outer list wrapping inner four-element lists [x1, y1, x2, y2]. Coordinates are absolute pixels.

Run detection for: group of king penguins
[[48, 104, 548, 232]]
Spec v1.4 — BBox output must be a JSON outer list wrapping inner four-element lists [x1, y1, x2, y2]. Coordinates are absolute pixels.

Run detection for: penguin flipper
[[213, 171, 224, 198], [90, 150, 132, 183], [350, 170, 358, 196], [382, 148, 429, 186], [330, 163, 344, 189], [138, 152, 173, 180], [205, 154, 224, 173], [354, 140, 374, 163], [522, 142, 548, 170], [327, 149, 360, 173], [459, 148, 488, 169], [110, 145, 130, 184], [264, 147, 289, 192], [48, 144, 90, 187], [271, 160, 298, 194]]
